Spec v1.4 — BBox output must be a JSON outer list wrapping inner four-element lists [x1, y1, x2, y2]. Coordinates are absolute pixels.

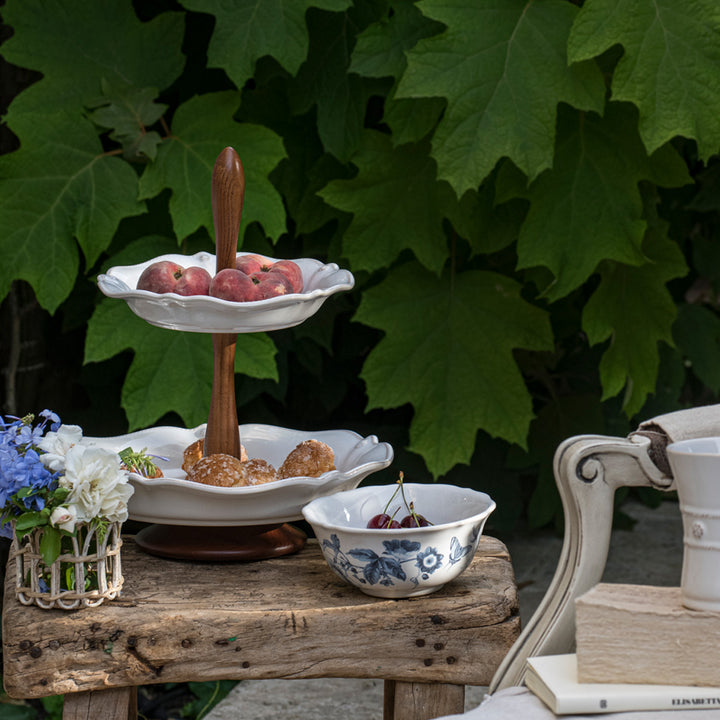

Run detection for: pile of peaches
[[137, 255, 303, 302]]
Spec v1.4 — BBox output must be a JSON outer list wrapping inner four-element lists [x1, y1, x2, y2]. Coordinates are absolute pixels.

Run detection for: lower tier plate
[[88, 423, 394, 527]]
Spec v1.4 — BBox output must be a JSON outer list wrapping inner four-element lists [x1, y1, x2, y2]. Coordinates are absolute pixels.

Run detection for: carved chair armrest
[[489, 433, 673, 692]]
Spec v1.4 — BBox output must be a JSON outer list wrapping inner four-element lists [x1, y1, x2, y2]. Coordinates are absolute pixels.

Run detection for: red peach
[[175, 266, 212, 296], [272, 260, 303, 293], [252, 270, 294, 299], [236, 254, 271, 275], [137, 261, 184, 293], [209, 268, 259, 301]]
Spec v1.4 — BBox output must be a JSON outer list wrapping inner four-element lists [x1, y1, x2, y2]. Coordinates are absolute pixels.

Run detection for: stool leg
[[384, 680, 465, 720], [63, 687, 137, 720], [384, 679, 396, 718]]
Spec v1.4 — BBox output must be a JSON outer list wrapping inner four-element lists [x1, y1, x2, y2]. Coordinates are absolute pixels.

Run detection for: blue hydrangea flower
[[0, 412, 61, 520]]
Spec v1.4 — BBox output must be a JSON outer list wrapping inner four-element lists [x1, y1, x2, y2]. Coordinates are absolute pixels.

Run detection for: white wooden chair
[[436, 405, 720, 719]]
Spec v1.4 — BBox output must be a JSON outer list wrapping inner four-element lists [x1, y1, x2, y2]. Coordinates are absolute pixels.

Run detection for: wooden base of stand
[[135, 523, 306, 561]]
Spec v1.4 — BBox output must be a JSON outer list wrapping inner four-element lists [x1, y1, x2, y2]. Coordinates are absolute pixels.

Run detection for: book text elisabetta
[[672, 698, 720, 706]]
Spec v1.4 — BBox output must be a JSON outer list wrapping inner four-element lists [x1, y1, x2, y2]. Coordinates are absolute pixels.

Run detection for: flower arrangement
[[0, 410, 134, 607]]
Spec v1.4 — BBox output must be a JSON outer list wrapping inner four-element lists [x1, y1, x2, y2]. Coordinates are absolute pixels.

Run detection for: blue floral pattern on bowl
[[303, 482, 496, 598], [322, 524, 482, 591]]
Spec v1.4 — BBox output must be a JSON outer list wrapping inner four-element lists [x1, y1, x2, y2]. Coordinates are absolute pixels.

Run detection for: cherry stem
[[382, 482, 401, 515], [385, 506, 401, 528], [397, 472, 434, 526], [408, 501, 419, 524], [398, 472, 412, 515]]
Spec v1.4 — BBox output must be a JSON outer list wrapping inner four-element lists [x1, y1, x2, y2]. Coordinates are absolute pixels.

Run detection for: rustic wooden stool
[[3, 535, 519, 720]]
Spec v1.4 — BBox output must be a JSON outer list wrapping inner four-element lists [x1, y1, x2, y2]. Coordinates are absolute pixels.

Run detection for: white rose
[[49, 505, 78, 533], [38, 424, 84, 472], [61, 444, 134, 524]]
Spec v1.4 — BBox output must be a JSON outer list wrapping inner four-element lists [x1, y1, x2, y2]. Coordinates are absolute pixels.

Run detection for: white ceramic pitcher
[[667, 436, 720, 611]]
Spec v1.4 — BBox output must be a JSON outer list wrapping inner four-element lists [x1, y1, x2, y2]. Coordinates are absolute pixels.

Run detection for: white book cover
[[526, 654, 720, 714]]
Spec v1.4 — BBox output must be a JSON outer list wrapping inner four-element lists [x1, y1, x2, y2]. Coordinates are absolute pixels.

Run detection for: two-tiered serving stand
[[95, 147, 393, 561]]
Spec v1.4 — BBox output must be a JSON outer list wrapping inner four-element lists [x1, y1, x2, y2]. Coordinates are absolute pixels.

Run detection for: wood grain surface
[[385, 679, 466, 720], [3, 536, 519, 699]]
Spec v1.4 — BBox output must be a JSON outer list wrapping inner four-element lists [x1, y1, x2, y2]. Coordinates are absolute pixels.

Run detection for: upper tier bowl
[[87, 423, 394, 526], [97, 252, 355, 333]]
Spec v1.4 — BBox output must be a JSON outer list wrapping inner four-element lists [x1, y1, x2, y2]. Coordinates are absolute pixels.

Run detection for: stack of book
[[525, 582, 720, 714], [526, 654, 720, 714]]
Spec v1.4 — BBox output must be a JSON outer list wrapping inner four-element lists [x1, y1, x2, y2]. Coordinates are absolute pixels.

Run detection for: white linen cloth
[[630, 403, 720, 476]]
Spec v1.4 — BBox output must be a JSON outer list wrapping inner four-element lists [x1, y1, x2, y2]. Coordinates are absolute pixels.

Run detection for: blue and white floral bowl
[[302, 483, 496, 598]]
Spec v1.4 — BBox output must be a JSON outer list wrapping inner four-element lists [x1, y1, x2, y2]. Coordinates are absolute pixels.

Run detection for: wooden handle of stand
[[205, 333, 241, 458], [212, 147, 245, 271], [205, 147, 245, 459]]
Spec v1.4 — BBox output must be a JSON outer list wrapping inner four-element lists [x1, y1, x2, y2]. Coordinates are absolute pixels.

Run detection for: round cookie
[[278, 439, 335, 479], [182, 439, 204, 473], [186, 453, 245, 487], [240, 458, 278, 486], [182, 438, 247, 473]]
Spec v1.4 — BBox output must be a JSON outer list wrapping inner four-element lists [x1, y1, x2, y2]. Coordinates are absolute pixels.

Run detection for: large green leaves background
[[2, 0, 720, 531]]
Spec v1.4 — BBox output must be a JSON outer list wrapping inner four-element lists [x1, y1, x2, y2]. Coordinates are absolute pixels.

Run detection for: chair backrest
[[488, 432, 674, 693]]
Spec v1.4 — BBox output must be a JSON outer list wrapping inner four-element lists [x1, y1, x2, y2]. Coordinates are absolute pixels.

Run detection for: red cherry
[[367, 513, 392, 529], [367, 511, 403, 529], [400, 514, 431, 528]]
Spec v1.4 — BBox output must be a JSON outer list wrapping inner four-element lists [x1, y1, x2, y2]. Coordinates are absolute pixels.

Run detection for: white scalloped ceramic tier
[[86, 424, 393, 526], [97, 252, 355, 333]]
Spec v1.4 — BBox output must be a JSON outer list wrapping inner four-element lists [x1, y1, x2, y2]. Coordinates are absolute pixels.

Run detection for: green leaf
[[184, 680, 237, 719], [50, 487, 71, 505], [0, 704, 37, 720], [383, 95, 446, 146], [350, 0, 446, 146], [637, 343, 686, 419], [568, 0, 720, 160], [14, 513, 47, 533], [99, 235, 182, 272], [496, 103, 691, 301], [179, 0, 352, 90], [355, 262, 553, 476], [84, 299, 278, 431], [0, 0, 184, 312], [138, 91, 287, 243], [445, 184, 522, 257], [86, 79, 167, 161], [40, 695, 65, 720], [0, 112, 146, 312], [524, 394, 605, 529], [270, 126, 355, 236], [582, 227, 687, 417], [396, 0, 606, 195], [349, 0, 444, 79], [289, 6, 390, 161], [318, 130, 454, 273], [687, 162, 720, 213], [235, 62, 357, 236], [673, 304, 720, 393], [40, 526, 63, 567], [2, 0, 184, 123]]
